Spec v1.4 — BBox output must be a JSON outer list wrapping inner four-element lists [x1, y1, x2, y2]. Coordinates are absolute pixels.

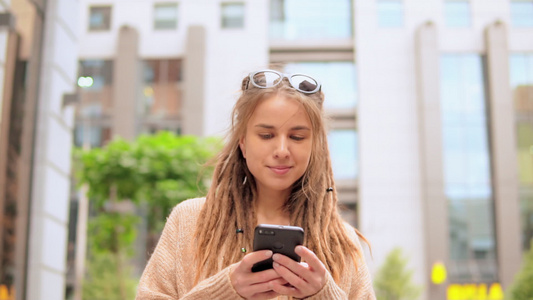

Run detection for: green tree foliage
[[506, 240, 533, 300], [75, 131, 220, 232], [82, 252, 137, 300], [374, 247, 422, 300], [74, 131, 220, 300]]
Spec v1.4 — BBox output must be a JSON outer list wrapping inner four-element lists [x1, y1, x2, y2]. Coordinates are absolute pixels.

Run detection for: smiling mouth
[[269, 166, 291, 175]]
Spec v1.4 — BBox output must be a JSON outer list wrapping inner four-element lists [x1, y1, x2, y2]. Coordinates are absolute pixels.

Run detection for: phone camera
[[258, 229, 275, 235]]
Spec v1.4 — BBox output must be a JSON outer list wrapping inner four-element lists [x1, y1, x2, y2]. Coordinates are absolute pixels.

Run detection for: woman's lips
[[269, 166, 291, 175]]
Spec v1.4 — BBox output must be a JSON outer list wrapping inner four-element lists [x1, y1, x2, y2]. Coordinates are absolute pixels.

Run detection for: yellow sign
[[447, 283, 503, 300], [431, 262, 447, 284], [0, 285, 15, 300]]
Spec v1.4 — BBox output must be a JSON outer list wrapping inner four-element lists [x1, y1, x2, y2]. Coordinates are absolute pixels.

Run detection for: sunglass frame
[[247, 69, 322, 94]]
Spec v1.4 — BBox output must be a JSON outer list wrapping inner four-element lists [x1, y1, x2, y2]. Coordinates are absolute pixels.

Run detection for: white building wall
[[26, 0, 79, 299], [202, 0, 270, 135], [357, 0, 533, 297], [355, 0, 426, 290], [79, 0, 269, 136]]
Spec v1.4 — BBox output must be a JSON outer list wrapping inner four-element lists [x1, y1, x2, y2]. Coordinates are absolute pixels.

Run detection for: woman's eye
[[291, 136, 305, 141], [259, 134, 273, 139]]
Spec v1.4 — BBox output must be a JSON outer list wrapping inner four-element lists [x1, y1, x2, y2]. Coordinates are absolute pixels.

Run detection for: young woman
[[136, 70, 376, 300]]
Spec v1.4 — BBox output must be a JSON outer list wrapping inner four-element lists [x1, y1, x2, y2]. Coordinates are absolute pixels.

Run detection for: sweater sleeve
[[304, 271, 347, 299], [346, 227, 376, 300], [136, 199, 244, 300], [136, 204, 181, 299], [305, 225, 376, 300]]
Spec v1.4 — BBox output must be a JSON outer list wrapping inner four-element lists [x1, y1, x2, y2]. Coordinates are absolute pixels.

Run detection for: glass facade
[[377, 0, 403, 27], [269, 0, 352, 40], [510, 0, 533, 27], [440, 54, 498, 282], [445, 0, 470, 28], [509, 53, 533, 251], [328, 129, 358, 180], [221, 3, 245, 29], [284, 62, 357, 109], [154, 3, 178, 30]]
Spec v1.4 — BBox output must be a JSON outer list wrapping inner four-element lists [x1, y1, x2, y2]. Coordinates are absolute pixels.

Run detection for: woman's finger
[[295, 246, 325, 273], [236, 250, 273, 273]]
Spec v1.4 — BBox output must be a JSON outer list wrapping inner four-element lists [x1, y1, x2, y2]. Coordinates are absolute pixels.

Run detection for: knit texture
[[136, 198, 376, 299]]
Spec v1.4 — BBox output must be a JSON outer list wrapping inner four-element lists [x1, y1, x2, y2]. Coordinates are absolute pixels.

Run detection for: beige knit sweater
[[136, 198, 376, 299]]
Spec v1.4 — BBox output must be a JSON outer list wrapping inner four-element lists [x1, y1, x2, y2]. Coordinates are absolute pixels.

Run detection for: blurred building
[[1, 0, 532, 299], [73, 0, 533, 300], [0, 0, 79, 300], [70, 1, 533, 300]]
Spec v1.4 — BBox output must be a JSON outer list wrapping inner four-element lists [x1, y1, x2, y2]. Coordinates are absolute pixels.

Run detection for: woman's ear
[[239, 137, 246, 158]]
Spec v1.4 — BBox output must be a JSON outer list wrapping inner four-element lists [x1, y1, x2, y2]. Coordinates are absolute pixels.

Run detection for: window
[[284, 62, 358, 109], [74, 104, 104, 148], [142, 59, 182, 120], [511, 0, 533, 27], [269, 0, 352, 40], [88, 6, 112, 31], [440, 54, 497, 281], [78, 60, 113, 91], [328, 130, 359, 180], [154, 3, 178, 30], [76, 60, 114, 147], [509, 53, 533, 251], [221, 3, 245, 29], [445, 0, 470, 28], [377, 0, 403, 27]]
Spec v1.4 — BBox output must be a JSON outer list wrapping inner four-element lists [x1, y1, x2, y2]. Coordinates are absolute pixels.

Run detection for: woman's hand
[[270, 246, 327, 298], [230, 250, 288, 300]]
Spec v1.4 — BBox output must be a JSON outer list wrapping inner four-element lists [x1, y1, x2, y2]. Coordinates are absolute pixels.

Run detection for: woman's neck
[[255, 189, 291, 225]]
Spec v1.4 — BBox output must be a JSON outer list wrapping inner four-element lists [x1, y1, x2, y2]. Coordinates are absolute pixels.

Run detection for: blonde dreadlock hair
[[193, 72, 369, 284]]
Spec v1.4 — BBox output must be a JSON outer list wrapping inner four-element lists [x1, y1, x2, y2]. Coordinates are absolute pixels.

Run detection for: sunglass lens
[[291, 75, 319, 93], [253, 71, 281, 88]]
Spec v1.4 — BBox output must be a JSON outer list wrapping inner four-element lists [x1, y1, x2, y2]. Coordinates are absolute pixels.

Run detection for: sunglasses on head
[[245, 69, 322, 94]]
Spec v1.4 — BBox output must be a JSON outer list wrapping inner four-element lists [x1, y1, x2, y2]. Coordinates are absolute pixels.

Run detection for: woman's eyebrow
[[290, 126, 311, 131], [253, 124, 310, 131], [254, 124, 275, 129]]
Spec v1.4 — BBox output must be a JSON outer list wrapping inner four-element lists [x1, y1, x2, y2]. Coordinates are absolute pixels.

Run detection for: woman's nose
[[273, 137, 290, 159]]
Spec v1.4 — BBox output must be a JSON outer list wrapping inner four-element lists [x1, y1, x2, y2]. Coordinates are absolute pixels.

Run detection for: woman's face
[[239, 95, 313, 198]]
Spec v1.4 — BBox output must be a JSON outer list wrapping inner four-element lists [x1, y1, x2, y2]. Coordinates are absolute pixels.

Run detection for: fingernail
[[273, 262, 280, 268], [272, 254, 279, 261], [295, 246, 302, 254], [265, 250, 273, 257]]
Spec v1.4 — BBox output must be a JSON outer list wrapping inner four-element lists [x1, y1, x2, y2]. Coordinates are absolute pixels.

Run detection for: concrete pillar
[[182, 25, 206, 136], [112, 25, 139, 141], [25, 0, 79, 299], [485, 21, 522, 289], [415, 21, 448, 300]]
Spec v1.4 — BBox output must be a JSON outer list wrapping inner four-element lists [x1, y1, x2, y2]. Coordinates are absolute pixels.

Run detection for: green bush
[[82, 252, 137, 300], [74, 131, 221, 300], [506, 240, 533, 300], [374, 247, 422, 300]]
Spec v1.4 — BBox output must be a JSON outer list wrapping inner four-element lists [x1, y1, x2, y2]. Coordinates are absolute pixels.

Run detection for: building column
[[25, 0, 79, 299], [485, 21, 522, 289], [415, 21, 448, 300], [112, 25, 139, 141], [182, 25, 206, 136]]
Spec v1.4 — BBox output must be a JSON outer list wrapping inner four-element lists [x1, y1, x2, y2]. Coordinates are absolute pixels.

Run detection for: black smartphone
[[251, 224, 304, 272]]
